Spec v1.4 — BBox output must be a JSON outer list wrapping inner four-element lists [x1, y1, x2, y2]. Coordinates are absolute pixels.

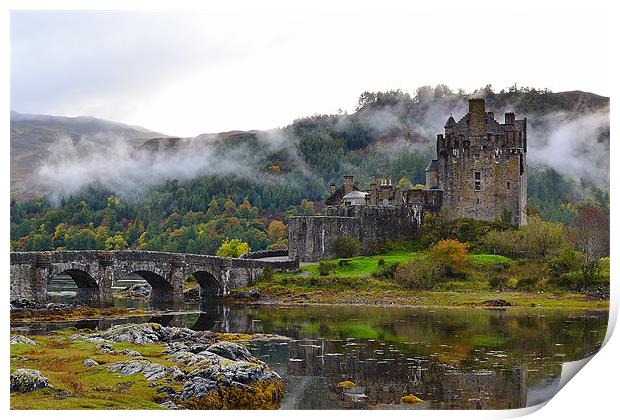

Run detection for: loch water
[[13, 294, 608, 410]]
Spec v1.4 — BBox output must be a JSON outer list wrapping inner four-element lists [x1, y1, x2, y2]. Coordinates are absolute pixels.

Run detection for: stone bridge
[[10, 251, 298, 307]]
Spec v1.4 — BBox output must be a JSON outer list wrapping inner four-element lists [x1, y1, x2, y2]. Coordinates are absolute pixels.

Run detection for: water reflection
[[13, 302, 607, 410]]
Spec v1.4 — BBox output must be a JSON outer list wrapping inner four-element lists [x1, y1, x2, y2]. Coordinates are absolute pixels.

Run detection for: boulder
[[107, 357, 173, 381], [178, 377, 218, 400], [124, 283, 151, 298], [77, 323, 215, 345], [10, 335, 37, 346], [83, 358, 99, 367], [205, 341, 252, 361], [120, 349, 142, 357], [10, 369, 49, 393], [229, 289, 260, 300], [160, 401, 178, 410]]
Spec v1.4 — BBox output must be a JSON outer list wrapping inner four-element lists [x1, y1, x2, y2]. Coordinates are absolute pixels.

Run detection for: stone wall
[[287, 205, 423, 262]]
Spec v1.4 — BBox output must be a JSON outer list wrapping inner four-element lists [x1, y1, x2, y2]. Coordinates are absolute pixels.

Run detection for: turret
[[343, 175, 354, 195]]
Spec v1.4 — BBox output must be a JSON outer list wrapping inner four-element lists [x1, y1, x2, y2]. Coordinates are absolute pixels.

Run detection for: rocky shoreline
[[10, 323, 287, 409]]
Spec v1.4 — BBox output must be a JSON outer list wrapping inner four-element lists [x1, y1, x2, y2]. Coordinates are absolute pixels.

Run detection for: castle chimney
[[370, 177, 377, 190], [504, 112, 515, 125], [487, 111, 495, 120], [329, 183, 336, 195], [468, 98, 486, 136], [343, 175, 354, 194]]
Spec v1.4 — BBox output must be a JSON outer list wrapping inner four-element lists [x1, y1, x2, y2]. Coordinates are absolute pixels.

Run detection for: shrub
[[372, 262, 400, 279], [516, 276, 539, 291], [395, 257, 440, 290], [483, 221, 567, 259], [318, 261, 337, 276], [377, 258, 385, 266], [488, 275, 508, 290], [333, 237, 361, 258], [259, 266, 274, 282], [547, 247, 582, 278], [428, 239, 470, 276]]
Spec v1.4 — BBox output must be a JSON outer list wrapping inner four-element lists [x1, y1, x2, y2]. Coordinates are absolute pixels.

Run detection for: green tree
[[216, 239, 250, 258]]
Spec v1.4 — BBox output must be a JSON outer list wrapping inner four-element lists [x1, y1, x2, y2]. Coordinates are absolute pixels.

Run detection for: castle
[[288, 98, 527, 262]]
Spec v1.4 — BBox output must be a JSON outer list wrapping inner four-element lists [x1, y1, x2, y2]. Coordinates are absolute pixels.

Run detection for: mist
[[32, 94, 609, 202]]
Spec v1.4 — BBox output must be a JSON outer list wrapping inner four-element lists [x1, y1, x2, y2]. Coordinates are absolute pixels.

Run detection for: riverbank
[[10, 323, 286, 409], [10, 301, 159, 325], [239, 251, 609, 310], [228, 289, 608, 310]]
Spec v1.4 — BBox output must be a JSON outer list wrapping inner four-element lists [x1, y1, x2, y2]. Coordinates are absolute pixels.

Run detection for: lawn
[[300, 251, 421, 277], [298, 252, 512, 278]]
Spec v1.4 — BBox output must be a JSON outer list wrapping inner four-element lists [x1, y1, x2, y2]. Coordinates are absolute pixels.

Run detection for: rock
[[481, 299, 513, 307], [229, 289, 260, 300], [124, 283, 151, 298], [77, 323, 215, 345], [96, 343, 116, 353], [400, 395, 423, 404], [205, 341, 252, 361], [120, 349, 142, 357], [10, 369, 49, 393], [10, 335, 37, 345], [83, 359, 99, 367], [167, 366, 185, 381], [107, 357, 170, 381], [160, 401, 178, 409], [83, 358, 99, 367], [178, 377, 218, 400]]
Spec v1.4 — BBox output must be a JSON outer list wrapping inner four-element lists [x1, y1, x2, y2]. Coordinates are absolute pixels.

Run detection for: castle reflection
[[285, 337, 527, 409]]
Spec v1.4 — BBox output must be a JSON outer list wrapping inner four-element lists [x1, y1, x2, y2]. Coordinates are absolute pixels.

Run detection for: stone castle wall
[[436, 100, 527, 226], [287, 205, 423, 262]]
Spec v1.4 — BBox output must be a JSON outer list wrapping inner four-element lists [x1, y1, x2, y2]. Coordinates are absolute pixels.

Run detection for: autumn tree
[[267, 220, 287, 250], [429, 239, 470, 276]]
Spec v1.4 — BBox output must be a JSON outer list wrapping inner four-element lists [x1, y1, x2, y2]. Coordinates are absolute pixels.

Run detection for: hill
[[10, 111, 164, 194], [9, 85, 610, 254]]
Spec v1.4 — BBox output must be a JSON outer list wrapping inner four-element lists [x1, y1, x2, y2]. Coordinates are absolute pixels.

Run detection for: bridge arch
[[188, 270, 223, 302], [116, 269, 174, 308], [48, 268, 100, 304]]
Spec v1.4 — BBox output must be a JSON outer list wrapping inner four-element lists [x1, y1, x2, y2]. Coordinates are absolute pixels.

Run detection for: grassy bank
[[248, 252, 608, 310], [10, 330, 173, 409], [10, 329, 281, 410]]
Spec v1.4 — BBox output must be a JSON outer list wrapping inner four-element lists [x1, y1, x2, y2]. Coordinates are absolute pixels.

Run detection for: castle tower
[[434, 98, 527, 226]]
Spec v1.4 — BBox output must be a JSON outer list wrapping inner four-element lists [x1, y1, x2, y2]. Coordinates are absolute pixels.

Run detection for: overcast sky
[[10, 2, 610, 137]]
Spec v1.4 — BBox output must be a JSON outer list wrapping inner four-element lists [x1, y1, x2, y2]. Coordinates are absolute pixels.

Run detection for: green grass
[[469, 254, 513, 265], [301, 251, 421, 277]]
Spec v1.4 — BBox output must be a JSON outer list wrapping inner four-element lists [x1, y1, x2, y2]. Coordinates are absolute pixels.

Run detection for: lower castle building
[[288, 98, 527, 262]]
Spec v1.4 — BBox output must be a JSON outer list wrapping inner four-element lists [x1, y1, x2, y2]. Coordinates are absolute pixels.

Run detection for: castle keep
[[288, 98, 527, 262]]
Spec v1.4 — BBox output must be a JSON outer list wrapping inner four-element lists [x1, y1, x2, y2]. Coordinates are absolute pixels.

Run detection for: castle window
[[474, 172, 481, 191], [474, 153, 480, 160], [507, 182, 510, 190]]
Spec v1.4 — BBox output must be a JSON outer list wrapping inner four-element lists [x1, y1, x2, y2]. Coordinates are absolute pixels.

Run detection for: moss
[[400, 395, 423, 404], [11, 307, 154, 325], [215, 333, 255, 342], [337, 380, 356, 389], [176, 378, 284, 410], [10, 331, 177, 409]]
